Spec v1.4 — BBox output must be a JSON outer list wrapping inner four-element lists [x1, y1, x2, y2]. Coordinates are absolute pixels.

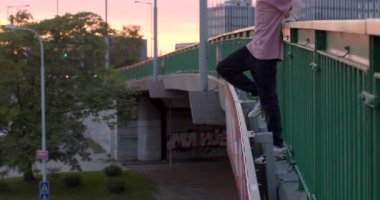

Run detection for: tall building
[[300, 0, 380, 20], [208, 0, 255, 37], [139, 39, 148, 60]]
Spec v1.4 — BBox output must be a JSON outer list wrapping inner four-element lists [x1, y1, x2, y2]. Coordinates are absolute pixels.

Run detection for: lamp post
[[6, 4, 30, 23], [153, 0, 158, 81], [104, 0, 110, 70], [4, 25, 47, 182], [134, 0, 153, 58], [56, 0, 59, 16], [199, 0, 208, 91]]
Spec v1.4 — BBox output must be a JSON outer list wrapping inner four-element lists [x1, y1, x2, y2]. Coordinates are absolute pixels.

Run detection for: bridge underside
[[129, 74, 226, 125], [115, 74, 228, 161]]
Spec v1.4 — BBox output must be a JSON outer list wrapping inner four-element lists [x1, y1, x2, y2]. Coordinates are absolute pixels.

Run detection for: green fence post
[[290, 28, 298, 44], [314, 30, 326, 199], [316, 31, 327, 51], [370, 35, 380, 200]]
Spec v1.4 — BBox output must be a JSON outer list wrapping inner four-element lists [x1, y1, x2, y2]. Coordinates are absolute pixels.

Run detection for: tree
[[8, 9, 34, 25], [0, 11, 137, 182], [110, 25, 145, 68]]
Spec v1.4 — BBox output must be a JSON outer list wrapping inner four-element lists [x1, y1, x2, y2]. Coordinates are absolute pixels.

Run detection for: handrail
[[115, 26, 255, 71], [224, 82, 261, 200], [284, 19, 380, 36]]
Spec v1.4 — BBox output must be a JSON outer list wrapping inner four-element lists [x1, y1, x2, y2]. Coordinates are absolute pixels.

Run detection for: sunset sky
[[0, 0, 255, 56]]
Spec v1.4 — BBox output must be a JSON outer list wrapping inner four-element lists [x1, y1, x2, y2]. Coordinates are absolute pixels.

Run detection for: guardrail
[[224, 83, 261, 200], [116, 27, 253, 80]]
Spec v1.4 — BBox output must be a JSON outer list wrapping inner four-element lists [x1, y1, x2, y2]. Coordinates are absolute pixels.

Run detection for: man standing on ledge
[[217, 0, 302, 158]]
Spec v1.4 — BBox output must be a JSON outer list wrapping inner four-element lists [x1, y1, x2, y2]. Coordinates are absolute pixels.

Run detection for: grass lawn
[[0, 170, 156, 200]]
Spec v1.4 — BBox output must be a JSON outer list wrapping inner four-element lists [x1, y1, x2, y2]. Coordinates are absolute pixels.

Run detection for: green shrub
[[104, 164, 122, 177], [107, 178, 125, 194], [63, 173, 82, 187], [48, 167, 61, 178], [0, 170, 9, 180], [0, 181, 9, 191]]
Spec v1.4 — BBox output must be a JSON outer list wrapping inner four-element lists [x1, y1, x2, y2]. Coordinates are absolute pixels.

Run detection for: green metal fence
[[118, 33, 252, 80], [278, 43, 317, 195], [279, 23, 380, 200], [371, 35, 380, 200]]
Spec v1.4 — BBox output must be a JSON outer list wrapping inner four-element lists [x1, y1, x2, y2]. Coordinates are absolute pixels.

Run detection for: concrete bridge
[[86, 20, 380, 200]]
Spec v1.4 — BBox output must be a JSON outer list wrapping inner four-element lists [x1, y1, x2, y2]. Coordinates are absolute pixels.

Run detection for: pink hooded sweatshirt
[[246, 0, 299, 60]]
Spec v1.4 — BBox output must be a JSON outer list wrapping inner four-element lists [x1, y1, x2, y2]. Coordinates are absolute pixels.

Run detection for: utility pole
[[153, 0, 158, 81], [104, 0, 110, 70], [56, 0, 59, 16], [199, 0, 208, 91]]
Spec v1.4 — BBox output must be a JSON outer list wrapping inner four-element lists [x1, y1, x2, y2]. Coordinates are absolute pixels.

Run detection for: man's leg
[[249, 58, 284, 147], [216, 46, 258, 96]]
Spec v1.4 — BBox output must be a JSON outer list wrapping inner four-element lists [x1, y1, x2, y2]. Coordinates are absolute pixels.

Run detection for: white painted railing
[[224, 82, 261, 200]]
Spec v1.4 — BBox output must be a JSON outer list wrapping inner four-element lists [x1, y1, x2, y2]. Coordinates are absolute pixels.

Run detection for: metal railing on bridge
[[118, 20, 380, 200], [117, 26, 253, 79], [280, 20, 380, 200]]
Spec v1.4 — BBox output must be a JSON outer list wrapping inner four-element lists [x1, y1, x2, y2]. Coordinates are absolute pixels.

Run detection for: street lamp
[[199, 0, 208, 91], [153, 0, 158, 81], [6, 4, 30, 23], [56, 0, 59, 16], [104, 0, 110, 70], [134, 0, 153, 58], [4, 25, 47, 182]]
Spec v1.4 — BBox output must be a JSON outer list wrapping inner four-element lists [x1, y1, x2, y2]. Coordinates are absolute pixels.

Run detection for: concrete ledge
[[284, 20, 380, 35], [286, 21, 313, 29], [276, 161, 308, 200], [278, 182, 308, 200], [127, 74, 222, 93], [312, 20, 366, 35], [366, 19, 380, 36], [162, 74, 221, 92]]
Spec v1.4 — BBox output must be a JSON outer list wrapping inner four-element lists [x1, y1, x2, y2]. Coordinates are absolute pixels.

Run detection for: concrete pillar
[[137, 96, 162, 161], [116, 120, 138, 161]]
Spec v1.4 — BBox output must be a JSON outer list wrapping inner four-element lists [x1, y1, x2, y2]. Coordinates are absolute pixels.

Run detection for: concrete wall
[[136, 96, 162, 161], [83, 96, 162, 161], [167, 109, 227, 160], [83, 110, 117, 158], [116, 121, 138, 160]]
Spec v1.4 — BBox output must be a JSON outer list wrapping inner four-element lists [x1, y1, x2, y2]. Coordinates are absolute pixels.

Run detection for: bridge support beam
[[148, 80, 187, 99], [189, 91, 225, 125]]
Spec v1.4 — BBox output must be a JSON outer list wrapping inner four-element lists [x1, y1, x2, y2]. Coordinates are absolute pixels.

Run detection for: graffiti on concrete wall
[[167, 126, 226, 153]]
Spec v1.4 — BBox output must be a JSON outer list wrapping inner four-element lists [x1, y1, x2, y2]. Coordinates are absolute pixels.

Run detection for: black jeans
[[216, 46, 284, 147]]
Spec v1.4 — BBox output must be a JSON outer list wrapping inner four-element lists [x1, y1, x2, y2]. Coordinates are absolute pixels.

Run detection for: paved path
[[126, 158, 238, 200]]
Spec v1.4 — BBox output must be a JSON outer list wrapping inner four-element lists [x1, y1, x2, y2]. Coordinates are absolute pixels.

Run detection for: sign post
[[39, 181, 50, 200]]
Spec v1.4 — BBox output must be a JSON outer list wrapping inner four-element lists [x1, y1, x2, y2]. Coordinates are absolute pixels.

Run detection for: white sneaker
[[254, 155, 266, 164], [248, 101, 262, 118], [273, 146, 286, 160]]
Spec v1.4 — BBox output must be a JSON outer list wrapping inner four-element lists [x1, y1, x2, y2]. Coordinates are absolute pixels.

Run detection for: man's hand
[[283, 0, 303, 24], [282, 13, 297, 25]]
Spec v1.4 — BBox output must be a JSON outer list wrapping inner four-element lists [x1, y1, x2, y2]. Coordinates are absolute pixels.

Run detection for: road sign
[[39, 181, 50, 200], [36, 150, 49, 160], [40, 194, 49, 200]]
